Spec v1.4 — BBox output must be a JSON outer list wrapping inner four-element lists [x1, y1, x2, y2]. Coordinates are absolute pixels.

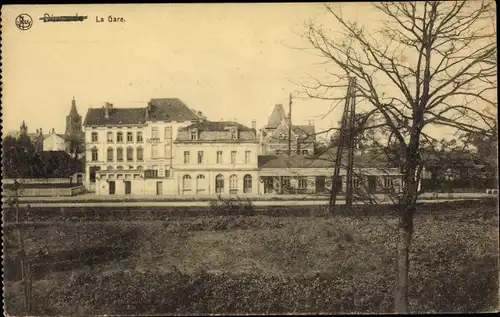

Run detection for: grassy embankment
[[3, 199, 498, 314]]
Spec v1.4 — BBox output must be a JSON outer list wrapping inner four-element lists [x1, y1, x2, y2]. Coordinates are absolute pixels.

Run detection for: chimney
[[145, 104, 150, 120], [251, 120, 256, 130], [40, 128, 43, 135], [198, 111, 203, 117], [36, 129, 39, 134], [52, 128, 55, 134], [104, 102, 110, 119]]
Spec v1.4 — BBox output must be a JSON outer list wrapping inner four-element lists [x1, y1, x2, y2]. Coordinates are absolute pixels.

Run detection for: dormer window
[[230, 128, 238, 140], [190, 129, 198, 140]]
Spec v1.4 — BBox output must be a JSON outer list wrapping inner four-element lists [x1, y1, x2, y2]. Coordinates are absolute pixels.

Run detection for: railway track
[[5, 197, 487, 209]]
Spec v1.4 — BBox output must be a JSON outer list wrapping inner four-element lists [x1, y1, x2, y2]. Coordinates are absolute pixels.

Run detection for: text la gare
[[96, 15, 125, 23]]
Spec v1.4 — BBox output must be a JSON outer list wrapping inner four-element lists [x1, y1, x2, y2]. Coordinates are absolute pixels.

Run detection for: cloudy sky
[[2, 3, 493, 141]]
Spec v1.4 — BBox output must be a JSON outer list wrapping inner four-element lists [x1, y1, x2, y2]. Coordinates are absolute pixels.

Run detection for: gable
[[266, 120, 298, 141], [43, 134, 66, 142]]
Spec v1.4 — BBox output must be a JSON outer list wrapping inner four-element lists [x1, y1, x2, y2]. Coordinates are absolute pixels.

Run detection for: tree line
[[2, 135, 85, 179]]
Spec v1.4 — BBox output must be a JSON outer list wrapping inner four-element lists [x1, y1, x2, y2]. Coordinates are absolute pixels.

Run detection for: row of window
[[90, 144, 173, 162], [90, 127, 173, 143], [182, 174, 252, 194], [183, 150, 251, 164], [189, 128, 239, 141]]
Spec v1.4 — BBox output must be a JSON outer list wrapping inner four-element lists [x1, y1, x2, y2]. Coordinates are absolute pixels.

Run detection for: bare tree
[[297, 1, 496, 313]]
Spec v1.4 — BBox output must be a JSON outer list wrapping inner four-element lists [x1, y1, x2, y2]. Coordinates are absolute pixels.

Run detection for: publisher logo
[[15, 14, 33, 30]]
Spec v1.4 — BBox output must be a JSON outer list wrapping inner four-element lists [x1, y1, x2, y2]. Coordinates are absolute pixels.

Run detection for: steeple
[[69, 96, 79, 117], [20, 120, 28, 136], [65, 97, 83, 137]]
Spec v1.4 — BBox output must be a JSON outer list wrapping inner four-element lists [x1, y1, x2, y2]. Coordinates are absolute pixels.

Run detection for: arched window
[[136, 147, 144, 161], [215, 174, 224, 194], [196, 174, 206, 194], [117, 166, 124, 170], [107, 147, 114, 162], [137, 165, 143, 170], [183, 175, 192, 193], [243, 174, 252, 194], [91, 147, 98, 161], [229, 174, 238, 195], [127, 147, 134, 161], [117, 147, 124, 161]]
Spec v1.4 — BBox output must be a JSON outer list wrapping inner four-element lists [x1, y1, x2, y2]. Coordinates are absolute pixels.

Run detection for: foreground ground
[[3, 200, 499, 315]]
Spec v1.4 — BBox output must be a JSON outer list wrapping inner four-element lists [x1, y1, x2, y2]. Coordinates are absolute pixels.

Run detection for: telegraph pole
[[288, 92, 292, 156], [329, 77, 356, 212], [345, 77, 357, 206]]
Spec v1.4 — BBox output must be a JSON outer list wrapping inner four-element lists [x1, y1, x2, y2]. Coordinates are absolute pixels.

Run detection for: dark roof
[[292, 125, 316, 142], [266, 104, 287, 128], [148, 98, 201, 122], [179, 120, 253, 132], [83, 98, 201, 126], [258, 155, 333, 169], [259, 150, 393, 169], [84, 107, 146, 126], [292, 125, 315, 136]]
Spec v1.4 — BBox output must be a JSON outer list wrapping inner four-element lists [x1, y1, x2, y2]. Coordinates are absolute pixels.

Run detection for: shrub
[[209, 195, 256, 216]]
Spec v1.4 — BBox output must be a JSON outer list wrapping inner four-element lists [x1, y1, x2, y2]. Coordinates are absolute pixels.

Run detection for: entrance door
[[316, 176, 326, 193], [156, 181, 163, 195], [368, 176, 377, 193], [124, 181, 132, 195], [264, 177, 274, 194], [109, 181, 116, 195]]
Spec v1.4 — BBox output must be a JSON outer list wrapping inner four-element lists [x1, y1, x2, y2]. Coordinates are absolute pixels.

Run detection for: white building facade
[[83, 98, 203, 195], [174, 121, 260, 196], [43, 131, 68, 152]]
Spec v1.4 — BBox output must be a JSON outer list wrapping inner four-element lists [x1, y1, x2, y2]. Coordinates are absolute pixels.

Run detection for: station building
[[83, 98, 204, 195]]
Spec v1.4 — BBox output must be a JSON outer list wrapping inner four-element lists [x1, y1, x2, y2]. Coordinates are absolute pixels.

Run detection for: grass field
[[3, 200, 498, 315]]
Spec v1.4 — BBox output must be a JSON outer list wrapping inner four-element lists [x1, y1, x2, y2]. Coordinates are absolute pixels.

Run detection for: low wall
[[3, 185, 85, 197], [3, 178, 72, 184]]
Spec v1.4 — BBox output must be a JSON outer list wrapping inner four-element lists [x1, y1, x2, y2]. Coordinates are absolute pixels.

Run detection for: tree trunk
[[394, 205, 415, 313]]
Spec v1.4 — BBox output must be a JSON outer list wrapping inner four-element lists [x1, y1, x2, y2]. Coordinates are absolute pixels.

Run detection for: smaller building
[[258, 149, 403, 196], [43, 129, 69, 152], [174, 120, 260, 196]]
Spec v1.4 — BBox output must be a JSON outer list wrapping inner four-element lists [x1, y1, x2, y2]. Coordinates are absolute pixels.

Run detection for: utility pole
[[345, 77, 357, 207], [329, 77, 356, 212], [288, 92, 292, 156]]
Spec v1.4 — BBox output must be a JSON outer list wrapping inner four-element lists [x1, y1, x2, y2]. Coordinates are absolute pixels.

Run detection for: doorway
[[316, 176, 326, 193], [156, 181, 163, 195], [367, 176, 377, 193], [124, 181, 132, 195], [263, 177, 274, 194], [109, 181, 116, 195]]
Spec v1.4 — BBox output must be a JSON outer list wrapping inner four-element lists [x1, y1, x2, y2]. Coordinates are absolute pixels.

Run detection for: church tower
[[20, 120, 28, 136], [65, 97, 83, 138]]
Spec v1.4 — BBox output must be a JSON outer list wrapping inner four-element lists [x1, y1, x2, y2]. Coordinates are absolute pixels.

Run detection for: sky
[[2, 3, 495, 142]]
